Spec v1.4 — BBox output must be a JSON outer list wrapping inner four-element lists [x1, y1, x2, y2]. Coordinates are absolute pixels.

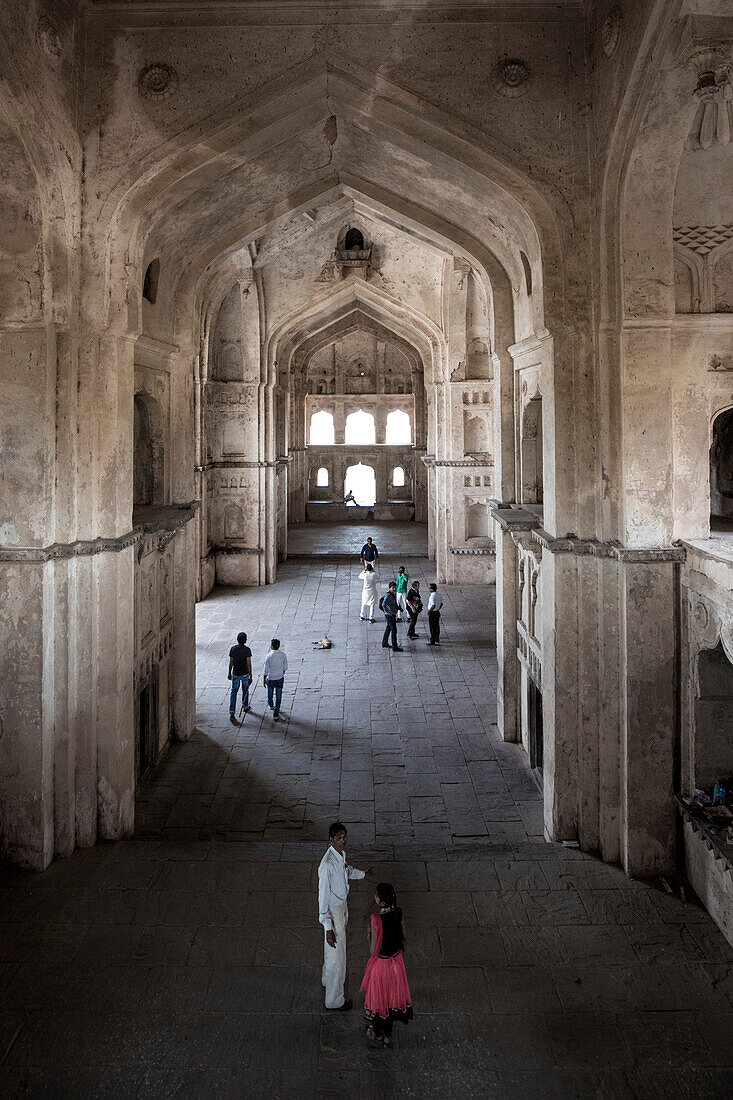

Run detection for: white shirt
[[263, 649, 288, 681], [358, 568, 379, 595], [428, 589, 443, 612], [317, 845, 365, 931]]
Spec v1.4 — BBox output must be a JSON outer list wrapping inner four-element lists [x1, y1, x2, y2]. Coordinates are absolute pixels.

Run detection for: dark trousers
[[372, 1016, 394, 1039], [407, 610, 420, 637], [382, 615, 398, 649], [428, 610, 441, 644]]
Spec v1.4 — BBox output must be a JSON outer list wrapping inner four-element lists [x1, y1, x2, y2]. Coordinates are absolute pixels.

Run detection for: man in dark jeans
[[360, 537, 379, 569], [406, 580, 423, 639], [381, 582, 402, 652], [228, 631, 252, 723], [427, 583, 443, 646]]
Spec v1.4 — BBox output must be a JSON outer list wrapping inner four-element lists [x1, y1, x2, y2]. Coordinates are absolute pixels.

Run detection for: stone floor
[[2, 554, 733, 1098]]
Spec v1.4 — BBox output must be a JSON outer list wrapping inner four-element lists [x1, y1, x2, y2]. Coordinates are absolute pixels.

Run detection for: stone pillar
[[95, 545, 136, 842], [618, 556, 680, 876], [172, 517, 196, 742], [491, 504, 537, 744], [333, 403, 345, 445], [540, 546, 580, 844]]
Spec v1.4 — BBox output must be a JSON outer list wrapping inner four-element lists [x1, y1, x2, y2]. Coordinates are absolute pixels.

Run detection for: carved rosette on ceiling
[[601, 7, 622, 60], [138, 63, 179, 101], [37, 15, 63, 65], [491, 58, 531, 99]]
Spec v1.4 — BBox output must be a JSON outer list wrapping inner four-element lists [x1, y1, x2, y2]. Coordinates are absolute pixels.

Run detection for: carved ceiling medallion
[[492, 58, 531, 99], [138, 63, 178, 101], [601, 7, 622, 59], [37, 16, 63, 64]]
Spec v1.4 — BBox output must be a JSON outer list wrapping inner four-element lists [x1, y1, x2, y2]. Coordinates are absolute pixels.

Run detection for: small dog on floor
[[312, 635, 333, 649]]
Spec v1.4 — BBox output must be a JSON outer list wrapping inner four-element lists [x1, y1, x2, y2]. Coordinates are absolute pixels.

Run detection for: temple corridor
[[1, 555, 732, 1097]]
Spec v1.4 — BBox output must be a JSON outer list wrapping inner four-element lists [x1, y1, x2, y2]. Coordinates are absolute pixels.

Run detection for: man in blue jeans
[[228, 632, 252, 724], [381, 582, 403, 652], [263, 637, 288, 721]]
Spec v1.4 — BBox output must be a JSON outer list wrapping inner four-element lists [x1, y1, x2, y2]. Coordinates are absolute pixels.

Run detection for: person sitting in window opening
[[344, 490, 357, 505], [359, 562, 379, 622]]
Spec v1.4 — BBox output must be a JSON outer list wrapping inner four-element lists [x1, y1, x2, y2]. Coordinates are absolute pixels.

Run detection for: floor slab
[[1, 558, 732, 1097]]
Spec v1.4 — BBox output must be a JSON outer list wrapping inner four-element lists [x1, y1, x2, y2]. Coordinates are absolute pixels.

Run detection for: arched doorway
[[344, 462, 376, 507]]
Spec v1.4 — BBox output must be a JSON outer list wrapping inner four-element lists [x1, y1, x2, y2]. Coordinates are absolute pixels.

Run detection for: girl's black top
[[378, 907, 405, 957]]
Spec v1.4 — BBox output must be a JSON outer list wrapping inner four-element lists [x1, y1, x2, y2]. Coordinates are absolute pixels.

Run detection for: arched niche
[[711, 407, 733, 523], [133, 392, 165, 507], [714, 240, 733, 313], [466, 501, 490, 539], [223, 502, 245, 540], [465, 270, 493, 380], [695, 641, 733, 789], [0, 118, 43, 323], [520, 396, 543, 505], [463, 411, 490, 455], [210, 281, 260, 382]]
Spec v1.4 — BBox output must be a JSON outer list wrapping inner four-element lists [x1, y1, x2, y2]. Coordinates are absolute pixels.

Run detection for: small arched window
[[392, 466, 405, 487], [344, 228, 364, 250], [143, 258, 160, 304], [316, 466, 329, 487]]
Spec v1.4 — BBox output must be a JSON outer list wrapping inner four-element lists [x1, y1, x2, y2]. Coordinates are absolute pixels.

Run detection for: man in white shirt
[[318, 822, 371, 1010], [427, 583, 443, 645], [262, 638, 288, 720]]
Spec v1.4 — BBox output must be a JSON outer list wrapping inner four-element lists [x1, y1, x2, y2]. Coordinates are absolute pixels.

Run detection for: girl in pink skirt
[[360, 882, 413, 1047]]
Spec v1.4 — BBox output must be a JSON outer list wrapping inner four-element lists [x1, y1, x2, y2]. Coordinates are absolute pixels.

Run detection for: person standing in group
[[263, 638, 288, 721], [360, 536, 379, 569], [359, 562, 379, 622], [227, 631, 252, 724], [380, 581, 402, 652], [318, 823, 372, 1011], [395, 565, 409, 622], [406, 581, 423, 640], [427, 583, 443, 646], [360, 882, 413, 1048]]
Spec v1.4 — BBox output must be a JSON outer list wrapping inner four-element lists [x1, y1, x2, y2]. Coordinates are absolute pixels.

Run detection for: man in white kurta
[[358, 564, 379, 621], [318, 823, 370, 1010]]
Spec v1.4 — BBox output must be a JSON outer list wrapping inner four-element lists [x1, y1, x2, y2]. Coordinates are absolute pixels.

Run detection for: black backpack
[[378, 595, 386, 612]]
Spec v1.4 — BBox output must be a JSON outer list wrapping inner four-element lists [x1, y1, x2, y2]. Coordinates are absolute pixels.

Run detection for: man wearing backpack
[[380, 582, 402, 652]]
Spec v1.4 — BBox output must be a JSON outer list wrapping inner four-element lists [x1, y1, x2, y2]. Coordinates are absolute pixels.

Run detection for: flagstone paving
[[1, 550, 733, 1098]]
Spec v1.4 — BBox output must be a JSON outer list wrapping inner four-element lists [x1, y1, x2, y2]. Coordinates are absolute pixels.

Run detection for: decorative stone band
[[449, 545, 496, 556], [0, 503, 200, 563], [422, 456, 494, 468], [196, 458, 292, 469], [489, 503, 687, 563], [0, 530, 143, 563], [531, 528, 686, 564], [215, 546, 263, 555]]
